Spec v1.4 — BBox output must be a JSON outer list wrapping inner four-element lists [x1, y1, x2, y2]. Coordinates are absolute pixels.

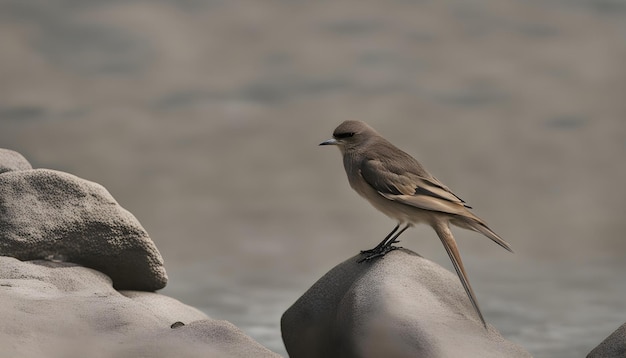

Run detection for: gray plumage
[[320, 120, 513, 328]]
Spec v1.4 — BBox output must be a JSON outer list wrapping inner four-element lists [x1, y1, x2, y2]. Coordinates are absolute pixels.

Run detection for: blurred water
[[2, 0, 626, 357]]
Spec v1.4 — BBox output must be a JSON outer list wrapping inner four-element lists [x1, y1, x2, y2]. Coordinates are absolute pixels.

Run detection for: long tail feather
[[451, 214, 514, 253], [470, 221, 513, 253], [434, 221, 487, 328]]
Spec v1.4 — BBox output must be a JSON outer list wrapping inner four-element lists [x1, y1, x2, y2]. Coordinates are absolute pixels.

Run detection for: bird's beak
[[319, 138, 339, 146]]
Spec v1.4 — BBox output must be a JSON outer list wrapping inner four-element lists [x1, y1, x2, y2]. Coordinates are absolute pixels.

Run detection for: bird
[[319, 120, 513, 328]]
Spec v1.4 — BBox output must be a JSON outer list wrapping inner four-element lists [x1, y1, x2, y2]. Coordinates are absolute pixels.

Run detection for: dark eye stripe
[[334, 132, 355, 139]]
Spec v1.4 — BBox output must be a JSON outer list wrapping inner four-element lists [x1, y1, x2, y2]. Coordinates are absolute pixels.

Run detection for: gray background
[[1, 1, 625, 356]]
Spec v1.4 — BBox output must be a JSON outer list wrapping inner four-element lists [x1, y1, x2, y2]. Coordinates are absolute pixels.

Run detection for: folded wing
[[360, 156, 513, 252], [360, 157, 472, 216]]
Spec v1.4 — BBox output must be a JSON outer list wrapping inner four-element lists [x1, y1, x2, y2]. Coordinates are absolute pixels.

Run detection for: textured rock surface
[[0, 256, 280, 358], [0, 168, 167, 290], [282, 248, 531, 358], [587, 322, 626, 358], [119, 320, 282, 358], [0, 148, 32, 174]]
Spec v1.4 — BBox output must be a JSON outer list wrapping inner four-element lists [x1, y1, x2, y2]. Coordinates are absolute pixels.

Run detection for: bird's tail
[[433, 220, 487, 328], [463, 219, 513, 253]]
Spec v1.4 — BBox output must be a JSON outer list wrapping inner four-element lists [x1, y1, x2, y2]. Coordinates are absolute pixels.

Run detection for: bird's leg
[[360, 224, 400, 255], [382, 224, 410, 248], [358, 224, 410, 263]]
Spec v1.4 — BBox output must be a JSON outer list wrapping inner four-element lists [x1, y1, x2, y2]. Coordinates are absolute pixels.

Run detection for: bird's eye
[[335, 132, 355, 139]]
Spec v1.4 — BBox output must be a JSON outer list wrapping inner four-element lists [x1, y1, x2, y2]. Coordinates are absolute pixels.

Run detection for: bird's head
[[319, 120, 378, 153]]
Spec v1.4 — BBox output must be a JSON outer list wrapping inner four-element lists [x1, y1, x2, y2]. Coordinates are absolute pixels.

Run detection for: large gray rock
[[282, 248, 531, 358], [0, 148, 32, 174], [121, 320, 281, 358], [0, 168, 167, 291], [0, 256, 280, 358], [587, 322, 626, 358]]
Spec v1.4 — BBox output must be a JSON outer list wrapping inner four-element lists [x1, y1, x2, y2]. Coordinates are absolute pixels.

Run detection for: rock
[[0, 148, 32, 173], [0, 168, 167, 291], [587, 322, 626, 358], [120, 320, 281, 358], [281, 248, 531, 358], [0, 256, 280, 358], [120, 290, 208, 323]]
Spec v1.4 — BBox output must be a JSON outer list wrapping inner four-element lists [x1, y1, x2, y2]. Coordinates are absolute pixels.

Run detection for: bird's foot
[[357, 245, 402, 263], [359, 247, 379, 255], [359, 240, 401, 255]]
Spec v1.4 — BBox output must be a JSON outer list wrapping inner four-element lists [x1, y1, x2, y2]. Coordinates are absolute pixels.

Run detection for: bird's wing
[[360, 157, 473, 217]]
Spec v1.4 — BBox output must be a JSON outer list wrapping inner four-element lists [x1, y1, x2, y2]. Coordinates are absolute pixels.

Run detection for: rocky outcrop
[[587, 322, 626, 358], [0, 168, 167, 291], [0, 148, 32, 174], [282, 248, 531, 358], [0, 256, 279, 358], [0, 148, 280, 357]]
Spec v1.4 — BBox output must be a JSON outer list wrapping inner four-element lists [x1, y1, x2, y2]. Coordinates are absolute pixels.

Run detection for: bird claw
[[359, 248, 378, 255], [357, 245, 402, 263], [359, 240, 401, 255]]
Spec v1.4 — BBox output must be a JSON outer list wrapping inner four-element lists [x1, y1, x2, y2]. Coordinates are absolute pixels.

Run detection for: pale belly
[[348, 173, 431, 225]]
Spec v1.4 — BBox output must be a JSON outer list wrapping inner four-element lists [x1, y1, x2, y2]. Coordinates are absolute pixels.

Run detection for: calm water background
[[1, 1, 626, 357]]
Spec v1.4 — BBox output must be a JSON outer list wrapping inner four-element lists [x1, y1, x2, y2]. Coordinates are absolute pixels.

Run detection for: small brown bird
[[320, 120, 513, 327]]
